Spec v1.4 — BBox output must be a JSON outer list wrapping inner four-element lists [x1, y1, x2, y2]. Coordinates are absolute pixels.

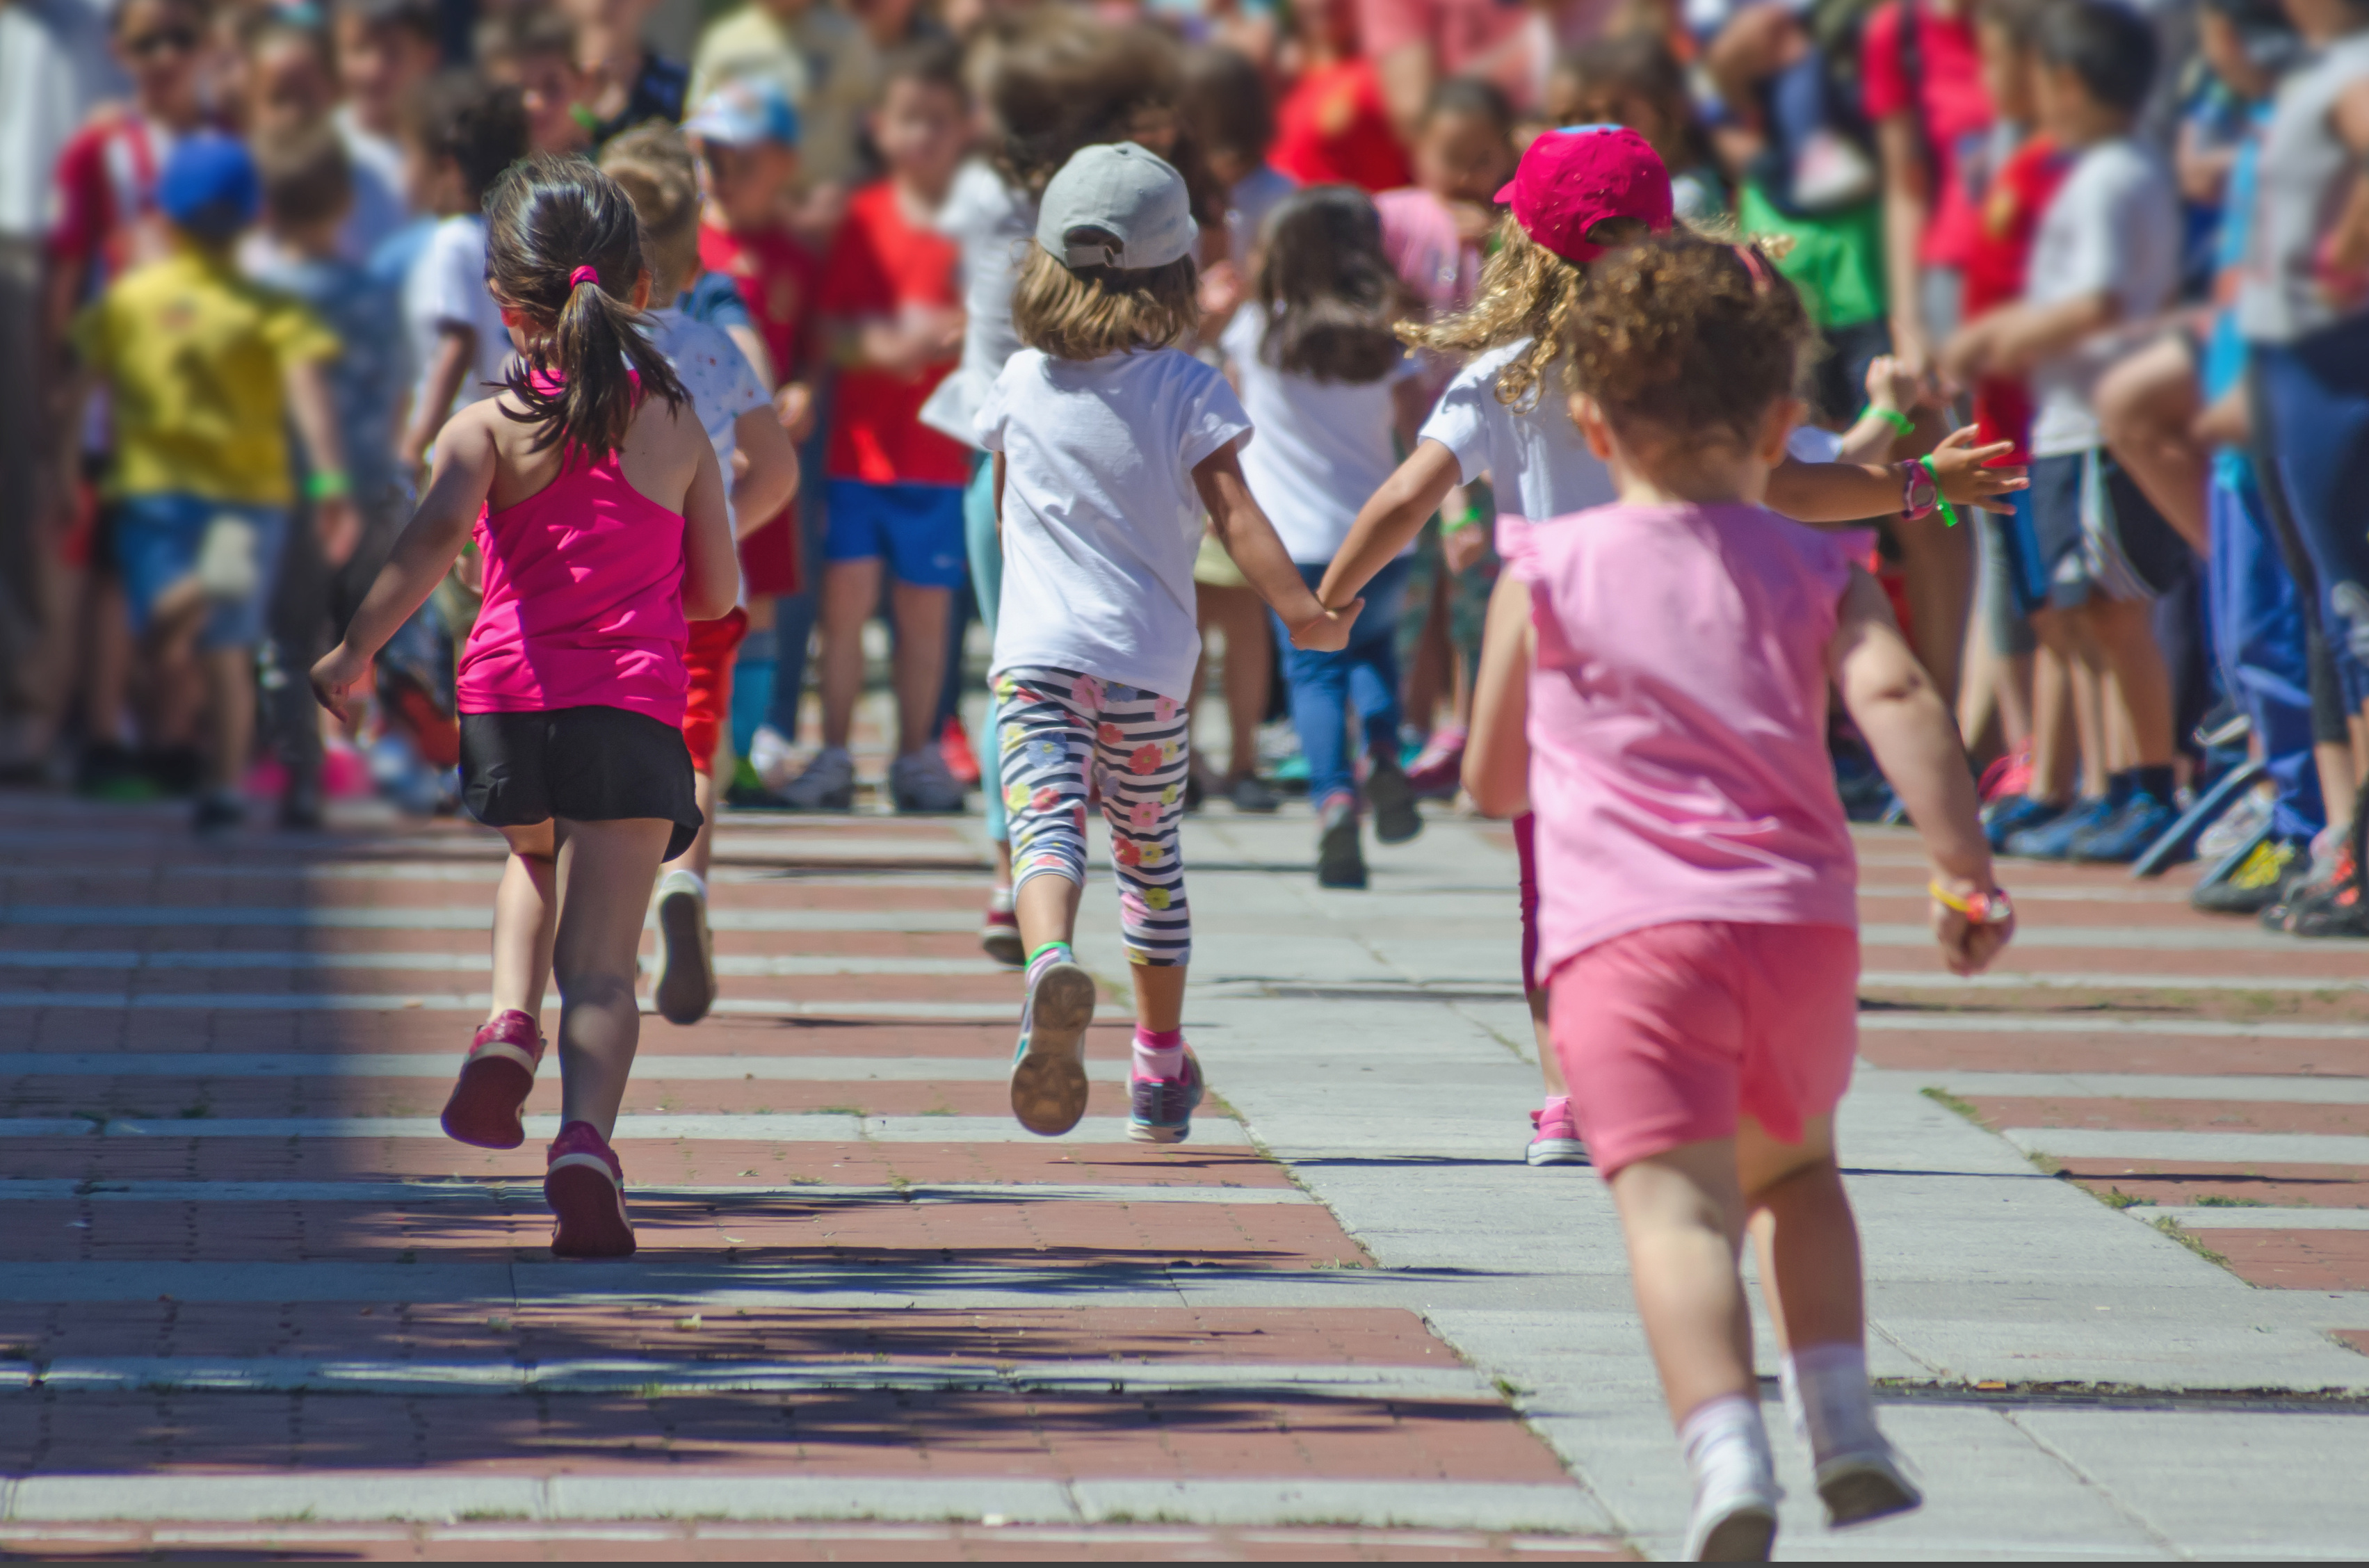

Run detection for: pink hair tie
[[568, 265, 600, 291], [1732, 243, 1773, 294]]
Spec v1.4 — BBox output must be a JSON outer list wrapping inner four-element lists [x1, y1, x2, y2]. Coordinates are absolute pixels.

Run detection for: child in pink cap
[[1464, 233, 2014, 1559], [1322, 124, 2023, 1169]]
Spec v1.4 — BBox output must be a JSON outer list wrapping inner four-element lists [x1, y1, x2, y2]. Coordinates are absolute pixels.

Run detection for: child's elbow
[[1464, 757, 1525, 819], [684, 572, 741, 622]]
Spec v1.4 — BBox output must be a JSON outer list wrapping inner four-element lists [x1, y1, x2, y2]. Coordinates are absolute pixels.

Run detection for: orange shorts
[[681, 606, 749, 775], [1546, 921, 1859, 1177]]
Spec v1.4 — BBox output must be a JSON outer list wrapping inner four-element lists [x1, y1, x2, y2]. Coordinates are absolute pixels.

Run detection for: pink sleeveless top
[[457, 450, 690, 725]]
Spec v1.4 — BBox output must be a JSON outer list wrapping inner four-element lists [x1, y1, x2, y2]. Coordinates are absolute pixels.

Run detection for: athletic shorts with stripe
[[995, 665, 1191, 967]]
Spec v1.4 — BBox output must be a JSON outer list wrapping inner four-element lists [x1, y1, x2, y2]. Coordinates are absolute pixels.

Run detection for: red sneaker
[[940, 715, 981, 786], [439, 1010, 543, 1149], [546, 1120, 636, 1258]]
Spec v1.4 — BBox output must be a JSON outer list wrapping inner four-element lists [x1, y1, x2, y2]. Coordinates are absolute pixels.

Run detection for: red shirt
[[1859, 1, 1991, 270], [697, 217, 817, 391], [49, 112, 183, 285], [1272, 58, 1414, 193], [814, 181, 969, 487], [1960, 134, 2072, 461]]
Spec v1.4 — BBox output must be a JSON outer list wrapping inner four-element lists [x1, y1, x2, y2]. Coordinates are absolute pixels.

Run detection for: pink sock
[[1133, 1026, 1184, 1078]]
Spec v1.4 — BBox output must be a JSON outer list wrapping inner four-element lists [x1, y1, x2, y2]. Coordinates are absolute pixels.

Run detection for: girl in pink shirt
[[1465, 236, 2013, 1558], [313, 155, 740, 1259]]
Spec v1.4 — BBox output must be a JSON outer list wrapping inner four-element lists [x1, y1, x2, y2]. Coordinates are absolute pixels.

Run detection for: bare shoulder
[[617, 387, 709, 511]]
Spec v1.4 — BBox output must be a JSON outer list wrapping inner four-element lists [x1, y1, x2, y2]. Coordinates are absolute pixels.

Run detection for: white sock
[[1679, 1392, 1776, 1506], [1780, 1341, 1883, 1465]]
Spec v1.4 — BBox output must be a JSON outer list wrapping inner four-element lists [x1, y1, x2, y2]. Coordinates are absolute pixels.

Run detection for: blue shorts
[[822, 478, 968, 589], [111, 494, 290, 651]]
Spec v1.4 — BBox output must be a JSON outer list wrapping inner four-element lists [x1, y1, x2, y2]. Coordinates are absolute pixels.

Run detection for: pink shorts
[[1546, 921, 1859, 1177]]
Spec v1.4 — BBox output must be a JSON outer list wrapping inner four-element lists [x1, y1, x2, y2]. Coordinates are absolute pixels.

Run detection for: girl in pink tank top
[[1464, 237, 2014, 1558], [312, 155, 738, 1261]]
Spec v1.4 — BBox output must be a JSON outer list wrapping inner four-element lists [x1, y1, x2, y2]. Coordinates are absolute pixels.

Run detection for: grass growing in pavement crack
[[1918, 1085, 1985, 1124], [2153, 1217, 2232, 1269], [2097, 1188, 2156, 1209], [2195, 1194, 2270, 1207]]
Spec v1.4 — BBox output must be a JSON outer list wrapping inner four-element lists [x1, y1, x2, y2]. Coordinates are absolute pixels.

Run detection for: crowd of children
[[12, 0, 2369, 1549]]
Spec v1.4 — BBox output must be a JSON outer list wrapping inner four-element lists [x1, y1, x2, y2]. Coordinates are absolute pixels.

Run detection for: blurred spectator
[[332, 0, 442, 265], [69, 133, 357, 833], [1547, 33, 1728, 220], [1182, 45, 1295, 268], [1863, 0, 1992, 377], [1360, 0, 1621, 140], [1380, 77, 1512, 327], [789, 37, 972, 814], [395, 70, 529, 473], [846, 0, 954, 52], [562, 0, 690, 143], [252, 124, 407, 827], [476, 8, 595, 156], [243, 15, 342, 138], [1270, 0, 1414, 192], [690, 0, 882, 200]]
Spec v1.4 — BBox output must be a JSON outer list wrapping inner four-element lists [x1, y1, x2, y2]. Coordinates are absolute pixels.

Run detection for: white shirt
[[333, 107, 412, 266], [976, 348, 1254, 700], [1220, 306, 1418, 563], [1419, 338, 1619, 523], [403, 213, 512, 422], [0, 0, 121, 239], [921, 159, 1035, 448], [649, 307, 768, 527], [2024, 138, 2181, 458]]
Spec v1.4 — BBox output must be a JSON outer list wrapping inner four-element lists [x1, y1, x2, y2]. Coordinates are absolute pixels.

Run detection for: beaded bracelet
[[1929, 879, 2014, 925]]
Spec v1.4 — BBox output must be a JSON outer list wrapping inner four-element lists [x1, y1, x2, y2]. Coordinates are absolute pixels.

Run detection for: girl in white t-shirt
[[978, 144, 1354, 1148], [1219, 186, 1431, 890]]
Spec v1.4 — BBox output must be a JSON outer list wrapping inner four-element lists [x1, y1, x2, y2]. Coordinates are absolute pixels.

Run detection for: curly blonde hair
[[1398, 218, 1589, 414]]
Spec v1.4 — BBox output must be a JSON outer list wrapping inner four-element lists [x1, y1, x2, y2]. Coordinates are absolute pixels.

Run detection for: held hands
[[1929, 876, 2015, 977], [315, 495, 362, 569], [1925, 425, 2028, 515], [1861, 354, 1927, 421], [1287, 597, 1364, 653], [309, 642, 373, 725]]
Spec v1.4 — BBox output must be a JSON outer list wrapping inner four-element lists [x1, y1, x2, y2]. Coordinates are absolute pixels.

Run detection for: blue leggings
[[1271, 555, 1414, 807], [962, 453, 1006, 845]]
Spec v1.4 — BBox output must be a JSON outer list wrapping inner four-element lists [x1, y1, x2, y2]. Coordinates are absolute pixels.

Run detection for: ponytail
[[483, 153, 687, 458]]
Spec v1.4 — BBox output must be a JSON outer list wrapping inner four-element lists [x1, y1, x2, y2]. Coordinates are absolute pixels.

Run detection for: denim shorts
[[111, 494, 291, 650], [821, 478, 968, 588]]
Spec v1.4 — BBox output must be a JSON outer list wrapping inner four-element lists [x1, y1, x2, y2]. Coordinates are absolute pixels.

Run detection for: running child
[[1463, 232, 2013, 1559], [980, 143, 1355, 1145], [312, 155, 739, 1258], [1218, 185, 1428, 889], [1320, 125, 2024, 1167]]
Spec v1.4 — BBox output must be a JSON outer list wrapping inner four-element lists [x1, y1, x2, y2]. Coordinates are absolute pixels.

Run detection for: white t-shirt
[[649, 307, 769, 528], [1219, 307, 1419, 564], [332, 108, 412, 266], [403, 213, 512, 423], [2024, 138, 2181, 458], [920, 159, 1035, 448], [1420, 339, 1619, 525], [976, 348, 1254, 700]]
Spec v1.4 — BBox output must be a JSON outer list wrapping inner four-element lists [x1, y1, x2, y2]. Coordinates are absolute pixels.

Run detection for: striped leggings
[[995, 665, 1191, 967]]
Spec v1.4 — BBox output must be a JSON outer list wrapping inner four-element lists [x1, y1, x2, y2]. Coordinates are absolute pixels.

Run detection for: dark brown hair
[[1010, 237, 1199, 360], [1181, 44, 1272, 167], [881, 35, 967, 97], [1554, 35, 1720, 179], [473, 6, 576, 70], [405, 68, 528, 202], [1562, 233, 1813, 443], [483, 153, 687, 457], [257, 122, 353, 228], [1254, 186, 1407, 383]]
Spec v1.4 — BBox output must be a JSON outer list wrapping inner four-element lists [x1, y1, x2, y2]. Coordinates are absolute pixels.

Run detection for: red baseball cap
[[1496, 124, 1674, 264]]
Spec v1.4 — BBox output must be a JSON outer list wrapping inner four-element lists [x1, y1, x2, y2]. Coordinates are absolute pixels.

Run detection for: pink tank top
[[1522, 500, 1860, 978], [458, 449, 690, 725]]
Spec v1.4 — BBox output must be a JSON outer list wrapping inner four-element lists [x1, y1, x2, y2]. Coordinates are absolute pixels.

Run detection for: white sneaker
[[1010, 959, 1096, 1136], [782, 745, 855, 811], [890, 746, 967, 813], [650, 868, 715, 1025], [1684, 1482, 1779, 1561], [1815, 1447, 1923, 1528], [748, 724, 799, 793], [2197, 784, 2274, 864]]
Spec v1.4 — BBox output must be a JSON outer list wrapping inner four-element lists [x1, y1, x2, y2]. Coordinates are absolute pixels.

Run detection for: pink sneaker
[[546, 1120, 635, 1259], [1526, 1097, 1585, 1166], [980, 887, 1023, 968], [1405, 727, 1467, 800], [439, 1010, 544, 1149]]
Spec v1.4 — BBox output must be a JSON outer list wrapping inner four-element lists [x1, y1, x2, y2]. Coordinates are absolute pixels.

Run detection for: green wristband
[[305, 469, 350, 501], [1440, 506, 1486, 537], [1918, 453, 1957, 527], [1873, 406, 1915, 436]]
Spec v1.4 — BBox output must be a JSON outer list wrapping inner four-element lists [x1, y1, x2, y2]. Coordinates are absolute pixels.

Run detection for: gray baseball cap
[[1035, 142, 1197, 270]]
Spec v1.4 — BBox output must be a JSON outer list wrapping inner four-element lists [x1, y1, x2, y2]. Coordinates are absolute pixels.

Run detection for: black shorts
[[2018, 449, 2194, 610], [460, 705, 703, 860]]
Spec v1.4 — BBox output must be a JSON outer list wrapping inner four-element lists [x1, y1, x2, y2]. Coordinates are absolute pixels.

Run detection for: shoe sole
[[1011, 964, 1096, 1136], [652, 889, 715, 1026], [1526, 1138, 1586, 1166], [546, 1157, 636, 1258], [1366, 768, 1423, 846], [1691, 1502, 1777, 1561], [980, 923, 1026, 968], [439, 1053, 534, 1149], [1817, 1455, 1922, 1528]]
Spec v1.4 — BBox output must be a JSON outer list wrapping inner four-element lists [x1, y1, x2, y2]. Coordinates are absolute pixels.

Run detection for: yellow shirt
[[73, 244, 339, 506]]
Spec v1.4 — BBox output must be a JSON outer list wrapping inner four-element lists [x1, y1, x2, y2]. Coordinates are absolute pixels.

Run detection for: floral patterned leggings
[[995, 665, 1192, 967]]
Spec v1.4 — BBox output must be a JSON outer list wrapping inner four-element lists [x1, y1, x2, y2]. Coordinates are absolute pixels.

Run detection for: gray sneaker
[[889, 746, 967, 813], [649, 868, 715, 1025], [782, 745, 855, 811]]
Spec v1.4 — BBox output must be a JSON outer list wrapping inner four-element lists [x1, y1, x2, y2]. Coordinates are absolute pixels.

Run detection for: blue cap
[[683, 79, 800, 149], [157, 132, 261, 240]]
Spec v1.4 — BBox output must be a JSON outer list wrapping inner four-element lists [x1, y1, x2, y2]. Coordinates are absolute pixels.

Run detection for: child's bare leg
[[1608, 1140, 1754, 1421], [1532, 992, 1566, 1095], [1738, 1115, 1862, 1356], [1133, 962, 1185, 1035], [202, 647, 256, 796], [548, 816, 672, 1138], [889, 580, 951, 757], [2087, 597, 2176, 769], [490, 821, 559, 1020], [818, 558, 881, 750], [1014, 872, 1081, 954]]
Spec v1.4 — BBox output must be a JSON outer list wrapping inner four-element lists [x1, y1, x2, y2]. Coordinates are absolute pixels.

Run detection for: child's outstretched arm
[[730, 404, 800, 539], [1316, 438, 1460, 608], [1828, 564, 2014, 977], [1462, 571, 1533, 818], [312, 404, 501, 720], [1194, 441, 1363, 653], [1767, 426, 2026, 524]]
